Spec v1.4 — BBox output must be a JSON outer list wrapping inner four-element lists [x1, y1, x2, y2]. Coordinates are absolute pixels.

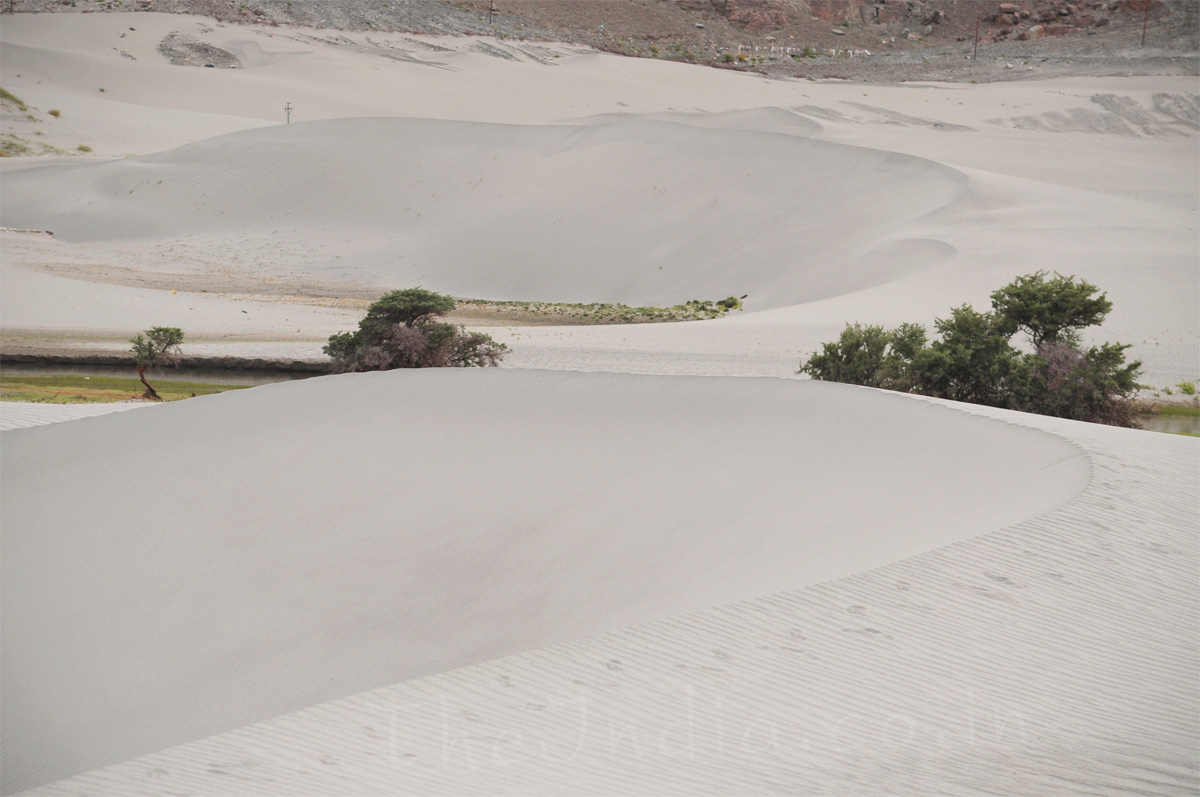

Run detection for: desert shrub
[[77, 144, 92, 152], [910, 306, 1030, 408], [325, 288, 506, 373], [800, 322, 926, 390], [721, 52, 736, 63], [1024, 341, 1142, 426], [48, 109, 61, 118], [799, 273, 1143, 426]]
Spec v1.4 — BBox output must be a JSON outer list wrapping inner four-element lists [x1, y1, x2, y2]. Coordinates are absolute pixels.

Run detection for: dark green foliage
[[325, 288, 506, 373], [989, 271, 1112, 348], [799, 322, 926, 390], [1025, 341, 1142, 427], [911, 307, 1029, 408], [130, 326, 184, 400], [798, 274, 1143, 427], [130, 327, 184, 370]]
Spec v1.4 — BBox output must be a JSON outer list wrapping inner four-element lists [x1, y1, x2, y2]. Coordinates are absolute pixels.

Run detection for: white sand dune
[[1, 12, 1197, 797], [0, 265, 358, 338], [3, 15, 1196, 387], [0, 401, 152, 431], [2, 370, 1095, 792], [3, 371, 1196, 796], [0, 116, 966, 309]]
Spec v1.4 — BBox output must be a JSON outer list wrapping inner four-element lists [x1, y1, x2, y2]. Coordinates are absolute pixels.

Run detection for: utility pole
[[488, 0, 495, 26], [972, 6, 980, 60], [284, 102, 293, 124], [1141, 2, 1149, 47]]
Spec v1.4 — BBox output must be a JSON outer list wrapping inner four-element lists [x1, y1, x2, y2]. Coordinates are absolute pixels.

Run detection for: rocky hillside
[[9, 0, 1198, 81]]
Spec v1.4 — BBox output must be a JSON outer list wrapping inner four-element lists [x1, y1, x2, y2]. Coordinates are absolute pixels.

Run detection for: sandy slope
[[1, 12, 1197, 797], [0, 115, 966, 308], [1, 370, 1093, 792], [2, 14, 1196, 386], [0, 400, 151, 431]]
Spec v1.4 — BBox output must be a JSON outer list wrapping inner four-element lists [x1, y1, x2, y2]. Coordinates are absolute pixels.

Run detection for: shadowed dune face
[[0, 117, 965, 309], [0, 370, 1089, 792]]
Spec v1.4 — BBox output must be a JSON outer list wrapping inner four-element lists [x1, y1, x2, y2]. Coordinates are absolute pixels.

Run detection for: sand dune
[[3, 372, 1195, 795], [1, 116, 966, 309], [0, 370, 1093, 792], [0, 401, 152, 431], [1, 11, 1197, 797]]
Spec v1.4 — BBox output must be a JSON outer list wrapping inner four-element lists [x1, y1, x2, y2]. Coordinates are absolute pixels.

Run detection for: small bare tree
[[130, 327, 184, 400]]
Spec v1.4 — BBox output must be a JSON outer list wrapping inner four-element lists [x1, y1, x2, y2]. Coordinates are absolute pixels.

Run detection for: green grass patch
[[455, 296, 746, 326], [1146, 404, 1200, 417], [0, 374, 248, 404], [0, 87, 28, 111]]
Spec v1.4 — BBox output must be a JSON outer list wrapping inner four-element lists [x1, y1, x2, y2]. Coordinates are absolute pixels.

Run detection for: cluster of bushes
[[324, 288, 507, 372], [799, 272, 1144, 427]]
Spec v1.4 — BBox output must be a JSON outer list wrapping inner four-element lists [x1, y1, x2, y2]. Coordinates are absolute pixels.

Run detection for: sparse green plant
[[130, 326, 185, 400], [77, 144, 92, 152], [722, 52, 735, 63], [0, 87, 27, 111], [48, 108, 61, 118], [0, 134, 31, 157], [1176, 380, 1197, 396]]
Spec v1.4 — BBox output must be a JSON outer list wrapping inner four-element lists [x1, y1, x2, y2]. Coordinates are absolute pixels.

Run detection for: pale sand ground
[[0, 400, 151, 431], [1, 11, 1197, 797], [2, 14, 1197, 386]]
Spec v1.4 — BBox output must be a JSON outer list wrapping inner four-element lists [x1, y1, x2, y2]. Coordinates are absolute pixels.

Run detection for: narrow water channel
[[2, 363, 318, 387]]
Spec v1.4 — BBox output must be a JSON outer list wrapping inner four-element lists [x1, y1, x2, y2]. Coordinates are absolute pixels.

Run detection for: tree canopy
[[989, 270, 1112, 348], [129, 326, 184, 400], [325, 288, 507, 372], [798, 274, 1142, 427]]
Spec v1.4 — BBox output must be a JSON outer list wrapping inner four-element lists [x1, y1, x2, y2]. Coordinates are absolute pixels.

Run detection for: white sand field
[[1, 10, 1197, 796]]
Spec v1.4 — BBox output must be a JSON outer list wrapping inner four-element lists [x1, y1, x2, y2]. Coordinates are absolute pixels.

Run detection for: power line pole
[[972, 6, 981, 60], [488, 0, 495, 26], [284, 102, 293, 124]]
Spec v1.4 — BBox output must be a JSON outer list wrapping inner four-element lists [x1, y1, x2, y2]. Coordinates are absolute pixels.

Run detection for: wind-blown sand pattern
[[0, 401, 153, 431], [5, 375, 1196, 796], [1, 8, 1196, 797]]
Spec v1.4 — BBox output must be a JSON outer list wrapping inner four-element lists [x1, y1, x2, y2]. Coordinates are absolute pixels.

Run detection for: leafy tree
[[325, 288, 507, 373], [798, 273, 1143, 427], [799, 323, 892, 388], [130, 326, 184, 400], [1026, 341, 1142, 427], [990, 271, 1112, 348], [798, 322, 926, 391], [911, 306, 1029, 409]]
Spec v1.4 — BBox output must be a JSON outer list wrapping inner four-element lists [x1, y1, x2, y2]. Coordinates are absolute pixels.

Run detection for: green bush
[[325, 288, 507, 372], [798, 273, 1143, 427]]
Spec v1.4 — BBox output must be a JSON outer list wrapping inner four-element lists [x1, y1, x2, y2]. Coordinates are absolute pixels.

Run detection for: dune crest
[[0, 370, 1090, 792]]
